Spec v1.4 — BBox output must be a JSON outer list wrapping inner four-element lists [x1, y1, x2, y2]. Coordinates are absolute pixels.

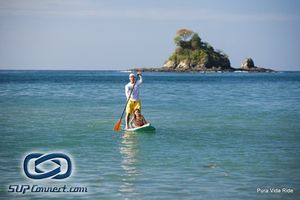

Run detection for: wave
[[120, 70, 133, 73], [234, 71, 249, 73]]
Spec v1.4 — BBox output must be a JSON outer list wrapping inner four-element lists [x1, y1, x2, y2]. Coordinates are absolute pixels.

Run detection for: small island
[[132, 29, 273, 72]]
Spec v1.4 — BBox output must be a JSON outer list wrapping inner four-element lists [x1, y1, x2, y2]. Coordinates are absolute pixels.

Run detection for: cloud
[[0, 0, 299, 22]]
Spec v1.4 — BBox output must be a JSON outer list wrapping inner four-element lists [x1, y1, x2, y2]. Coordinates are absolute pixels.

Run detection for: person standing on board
[[125, 72, 143, 129]]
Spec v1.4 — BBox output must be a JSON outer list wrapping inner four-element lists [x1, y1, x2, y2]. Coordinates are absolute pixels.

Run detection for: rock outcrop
[[241, 57, 256, 69], [238, 57, 273, 72]]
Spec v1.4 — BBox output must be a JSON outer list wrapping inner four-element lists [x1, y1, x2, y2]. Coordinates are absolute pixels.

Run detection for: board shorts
[[126, 99, 141, 114]]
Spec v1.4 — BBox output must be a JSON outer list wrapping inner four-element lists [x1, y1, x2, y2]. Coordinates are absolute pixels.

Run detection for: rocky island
[[132, 29, 273, 72], [237, 57, 273, 72]]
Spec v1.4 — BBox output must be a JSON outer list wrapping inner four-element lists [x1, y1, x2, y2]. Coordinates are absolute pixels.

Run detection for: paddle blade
[[114, 119, 121, 132]]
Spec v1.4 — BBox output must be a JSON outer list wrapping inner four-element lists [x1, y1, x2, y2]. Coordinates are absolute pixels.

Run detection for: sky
[[0, 0, 300, 71]]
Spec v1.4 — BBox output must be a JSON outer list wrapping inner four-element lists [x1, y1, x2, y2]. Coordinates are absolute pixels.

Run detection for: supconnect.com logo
[[23, 153, 72, 179], [8, 152, 88, 194]]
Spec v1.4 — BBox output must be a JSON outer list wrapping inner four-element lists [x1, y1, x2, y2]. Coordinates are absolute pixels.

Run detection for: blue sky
[[0, 0, 299, 70]]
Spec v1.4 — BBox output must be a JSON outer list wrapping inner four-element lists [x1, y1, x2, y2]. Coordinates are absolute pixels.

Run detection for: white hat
[[129, 73, 135, 77]]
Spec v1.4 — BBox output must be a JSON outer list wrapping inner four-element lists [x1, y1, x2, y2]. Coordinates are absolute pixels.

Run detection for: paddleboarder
[[125, 73, 143, 129]]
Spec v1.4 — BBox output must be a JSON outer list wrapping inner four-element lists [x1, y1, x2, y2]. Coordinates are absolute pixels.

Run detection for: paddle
[[114, 73, 139, 132]]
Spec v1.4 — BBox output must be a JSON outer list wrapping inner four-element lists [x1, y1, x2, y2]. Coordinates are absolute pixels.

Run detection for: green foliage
[[179, 40, 191, 49], [191, 33, 201, 50], [174, 36, 181, 47], [170, 29, 231, 69], [201, 42, 208, 49], [206, 43, 214, 52]]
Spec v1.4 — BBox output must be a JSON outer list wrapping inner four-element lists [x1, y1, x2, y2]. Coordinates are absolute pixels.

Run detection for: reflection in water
[[119, 132, 139, 195]]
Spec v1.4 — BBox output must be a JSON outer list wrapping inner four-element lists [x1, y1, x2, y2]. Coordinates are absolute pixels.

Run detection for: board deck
[[124, 123, 155, 132]]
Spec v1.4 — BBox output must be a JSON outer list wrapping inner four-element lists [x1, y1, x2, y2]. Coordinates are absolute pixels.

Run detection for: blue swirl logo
[[23, 153, 72, 180]]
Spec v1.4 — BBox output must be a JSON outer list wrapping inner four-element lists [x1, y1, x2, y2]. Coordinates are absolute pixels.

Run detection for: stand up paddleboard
[[125, 123, 155, 132]]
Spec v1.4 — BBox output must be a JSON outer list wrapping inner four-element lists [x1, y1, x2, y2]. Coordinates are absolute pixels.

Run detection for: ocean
[[0, 70, 299, 199]]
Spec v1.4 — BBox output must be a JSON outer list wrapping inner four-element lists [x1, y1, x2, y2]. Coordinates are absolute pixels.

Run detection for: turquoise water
[[0, 70, 299, 199]]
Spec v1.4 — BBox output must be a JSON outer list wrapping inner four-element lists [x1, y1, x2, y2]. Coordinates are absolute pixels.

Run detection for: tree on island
[[164, 29, 232, 71], [176, 29, 194, 41], [191, 33, 202, 50]]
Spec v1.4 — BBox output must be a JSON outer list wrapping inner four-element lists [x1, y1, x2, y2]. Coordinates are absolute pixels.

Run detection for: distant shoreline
[[130, 67, 275, 73], [1, 69, 299, 72]]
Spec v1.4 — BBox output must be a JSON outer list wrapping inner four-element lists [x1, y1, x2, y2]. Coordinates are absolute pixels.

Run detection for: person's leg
[[125, 113, 131, 129], [125, 100, 133, 129], [134, 100, 141, 111]]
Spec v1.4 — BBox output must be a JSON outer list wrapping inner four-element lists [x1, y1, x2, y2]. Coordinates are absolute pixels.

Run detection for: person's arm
[[136, 73, 143, 85], [142, 116, 147, 124], [125, 84, 129, 99], [129, 117, 135, 128]]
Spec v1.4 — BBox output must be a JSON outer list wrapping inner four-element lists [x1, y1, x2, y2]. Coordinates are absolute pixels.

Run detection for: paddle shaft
[[119, 74, 139, 121]]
